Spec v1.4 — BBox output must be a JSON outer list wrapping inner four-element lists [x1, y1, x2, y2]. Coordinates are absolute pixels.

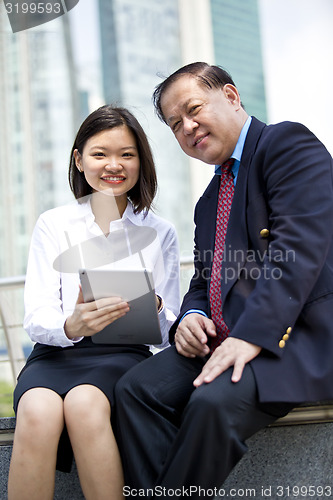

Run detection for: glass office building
[[0, 12, 78, 277], [0, 0, 267, 277], [98, 0, 194, 257], [210, 0, 267, 121]]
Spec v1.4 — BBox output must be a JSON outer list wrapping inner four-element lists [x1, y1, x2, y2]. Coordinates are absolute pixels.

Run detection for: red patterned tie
[[209, 159, 235, 353]]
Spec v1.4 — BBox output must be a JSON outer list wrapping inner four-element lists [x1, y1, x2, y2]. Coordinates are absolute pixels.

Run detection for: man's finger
[[231, 359, 245, 383]]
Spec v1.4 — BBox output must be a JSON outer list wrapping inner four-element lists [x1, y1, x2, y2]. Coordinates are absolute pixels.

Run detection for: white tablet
[[79, 268, 162, 345]]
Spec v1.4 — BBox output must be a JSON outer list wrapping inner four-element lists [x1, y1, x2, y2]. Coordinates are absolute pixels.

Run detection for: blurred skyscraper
[[97, 0, 194, 256], [210, 0, 267, 121], [0, 0, 267, 277], [97, 0, 267, 259], [0, 11, 79, 277]]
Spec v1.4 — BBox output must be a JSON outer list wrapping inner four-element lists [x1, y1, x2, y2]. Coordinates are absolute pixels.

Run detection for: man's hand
[[174, 313, 216, 358], [193, 337, 262, 386]]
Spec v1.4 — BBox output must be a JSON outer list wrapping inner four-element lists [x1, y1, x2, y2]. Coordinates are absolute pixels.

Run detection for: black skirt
[[13, 337, 151, 472]]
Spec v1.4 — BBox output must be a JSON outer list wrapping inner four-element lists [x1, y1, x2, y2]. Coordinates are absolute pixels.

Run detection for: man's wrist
[[179, 309, 208, 323]]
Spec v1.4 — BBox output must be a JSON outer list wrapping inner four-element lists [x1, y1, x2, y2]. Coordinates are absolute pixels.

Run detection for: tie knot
[[221, 158, 234, 174]]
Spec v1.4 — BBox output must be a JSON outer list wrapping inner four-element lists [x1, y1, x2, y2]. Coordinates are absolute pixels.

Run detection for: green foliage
[[0, 380, 14, 417]]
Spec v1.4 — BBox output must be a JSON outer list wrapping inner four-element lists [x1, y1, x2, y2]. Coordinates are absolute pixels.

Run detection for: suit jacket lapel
[[196, 174, 220, 266], [221, 117, 266, 303]]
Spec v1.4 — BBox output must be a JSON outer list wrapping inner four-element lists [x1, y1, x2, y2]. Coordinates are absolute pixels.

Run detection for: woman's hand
[[64, 287, 130, 339]]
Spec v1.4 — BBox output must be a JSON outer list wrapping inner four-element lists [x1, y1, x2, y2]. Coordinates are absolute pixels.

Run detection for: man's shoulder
[[249, 119, 322, 156], [261, 120, 311, 139]]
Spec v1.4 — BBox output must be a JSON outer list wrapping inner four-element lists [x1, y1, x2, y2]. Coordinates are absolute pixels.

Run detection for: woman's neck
[[90, 192, 127, 235]]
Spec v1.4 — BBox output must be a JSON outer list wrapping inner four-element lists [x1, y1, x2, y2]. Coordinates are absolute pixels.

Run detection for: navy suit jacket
[[170, 117, 333, 403]]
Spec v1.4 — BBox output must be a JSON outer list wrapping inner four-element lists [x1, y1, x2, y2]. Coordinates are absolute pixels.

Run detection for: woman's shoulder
[[37, 199, 89, 226], [140, 209, 176, 233], [138, 210, 179, 249]]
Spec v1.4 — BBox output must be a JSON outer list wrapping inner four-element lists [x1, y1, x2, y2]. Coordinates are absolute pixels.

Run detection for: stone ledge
[[0, 417, 15, 446], [1, 413, 333, 499], [0, 445, 85, 499], [220, 422, 333, 499], [271, 400, 333, 426]]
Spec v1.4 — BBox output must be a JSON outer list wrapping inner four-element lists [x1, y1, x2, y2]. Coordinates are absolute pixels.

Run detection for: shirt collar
[[121, 201, 144, 226], [215, 116, 252, 175], [75, 196, 144, 230]]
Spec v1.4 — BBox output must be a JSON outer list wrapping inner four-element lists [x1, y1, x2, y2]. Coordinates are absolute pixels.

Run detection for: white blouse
[[23, 197, 180, 349]]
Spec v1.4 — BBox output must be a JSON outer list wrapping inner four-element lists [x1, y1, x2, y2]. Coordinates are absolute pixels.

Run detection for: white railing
[[0, 275, 26, 383], [0, 258, 195, 384]]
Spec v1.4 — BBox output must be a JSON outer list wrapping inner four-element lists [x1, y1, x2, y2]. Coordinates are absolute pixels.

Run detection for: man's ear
[[223, 84, 241, 109], [73, 149, 83, 172]]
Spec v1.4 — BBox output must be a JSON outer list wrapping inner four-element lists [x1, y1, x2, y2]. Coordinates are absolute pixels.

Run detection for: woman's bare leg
[[64, 385, 124, 500], [8, 388, 64, 500]]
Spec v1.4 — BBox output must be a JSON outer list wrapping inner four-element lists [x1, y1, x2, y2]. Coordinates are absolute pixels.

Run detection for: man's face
[[160, 75, 247, 166]]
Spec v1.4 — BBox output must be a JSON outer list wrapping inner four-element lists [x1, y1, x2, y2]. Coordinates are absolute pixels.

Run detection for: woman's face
[[74, 125, 140, 200]]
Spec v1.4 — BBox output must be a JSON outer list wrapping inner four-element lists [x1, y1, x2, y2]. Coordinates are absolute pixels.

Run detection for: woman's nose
[[105, 158, 122, 171]]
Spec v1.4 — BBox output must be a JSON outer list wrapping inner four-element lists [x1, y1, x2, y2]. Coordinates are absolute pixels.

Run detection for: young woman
[[8, 105, 180, 500]]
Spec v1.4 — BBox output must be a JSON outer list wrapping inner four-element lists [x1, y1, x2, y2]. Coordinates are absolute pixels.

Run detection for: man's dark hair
[[153, 62, 237, 123]]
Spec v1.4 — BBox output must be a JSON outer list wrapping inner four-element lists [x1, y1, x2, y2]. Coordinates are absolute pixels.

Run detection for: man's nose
[[183, 117, 197, 135]]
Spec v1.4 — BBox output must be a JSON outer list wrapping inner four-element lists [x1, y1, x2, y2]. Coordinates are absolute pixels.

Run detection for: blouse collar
[[77, 196, 144, 234]]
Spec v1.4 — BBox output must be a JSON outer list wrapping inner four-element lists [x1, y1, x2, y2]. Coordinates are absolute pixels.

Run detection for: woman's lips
[[101, 176, 125, 184]]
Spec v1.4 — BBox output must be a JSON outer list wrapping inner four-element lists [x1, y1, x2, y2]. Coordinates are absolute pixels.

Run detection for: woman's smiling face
[[74, 125, 140, 200]]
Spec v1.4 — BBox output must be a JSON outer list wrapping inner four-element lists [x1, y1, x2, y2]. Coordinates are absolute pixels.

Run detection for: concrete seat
[[1, 408, 333, 500]]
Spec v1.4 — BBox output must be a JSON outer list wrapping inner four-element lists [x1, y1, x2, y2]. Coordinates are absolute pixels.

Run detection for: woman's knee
[[15, 388, 64, 440], [64, 385, 111, 432]]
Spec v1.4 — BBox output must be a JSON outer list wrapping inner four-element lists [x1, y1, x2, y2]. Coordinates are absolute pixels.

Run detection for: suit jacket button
[[283, 334, 289, 341], [286, 327, 292, 334], [260, 228, 270, 238], [279, 340, 285, 348]]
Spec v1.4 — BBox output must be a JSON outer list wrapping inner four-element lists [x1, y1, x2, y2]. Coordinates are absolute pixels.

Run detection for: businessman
[[115, 62, 333, 496]]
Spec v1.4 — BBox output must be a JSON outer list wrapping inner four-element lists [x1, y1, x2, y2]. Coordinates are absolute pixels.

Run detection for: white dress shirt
[[24, 197, 180, 349]]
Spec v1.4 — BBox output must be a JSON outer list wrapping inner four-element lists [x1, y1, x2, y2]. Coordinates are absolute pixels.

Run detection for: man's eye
[[190, 105, 200, 113], [172, 121, 181, 132]]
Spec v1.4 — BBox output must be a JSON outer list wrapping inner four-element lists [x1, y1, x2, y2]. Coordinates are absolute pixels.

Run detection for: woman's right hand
[[64, 287, 130, 339]]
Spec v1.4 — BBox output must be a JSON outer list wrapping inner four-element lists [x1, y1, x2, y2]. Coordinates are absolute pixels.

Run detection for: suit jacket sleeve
[[226, 121, 333, 357]]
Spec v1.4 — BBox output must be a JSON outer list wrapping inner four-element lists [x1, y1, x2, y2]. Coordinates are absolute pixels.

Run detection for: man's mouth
[[194, 134, 209, 146]]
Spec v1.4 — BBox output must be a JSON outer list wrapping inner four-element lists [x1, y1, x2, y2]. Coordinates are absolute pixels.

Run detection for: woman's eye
[[123, 152, 134, 157], [93, 152, 105, 157]]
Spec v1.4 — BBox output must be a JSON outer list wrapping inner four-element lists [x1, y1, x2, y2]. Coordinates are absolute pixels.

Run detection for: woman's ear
[[73, 149, 83, 172]]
